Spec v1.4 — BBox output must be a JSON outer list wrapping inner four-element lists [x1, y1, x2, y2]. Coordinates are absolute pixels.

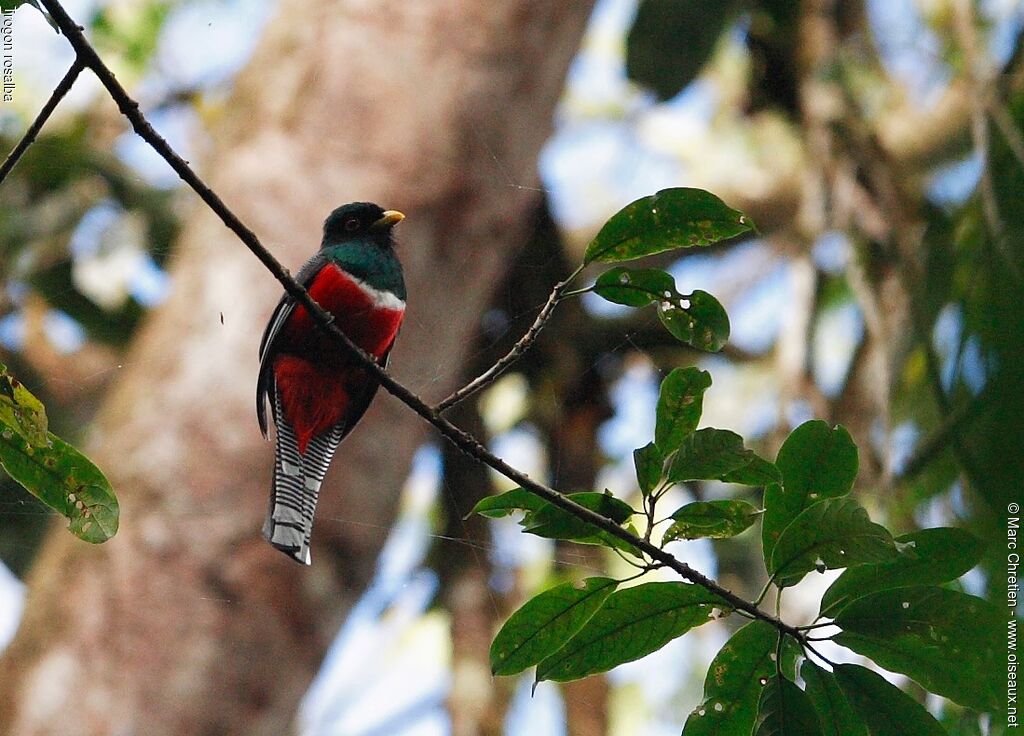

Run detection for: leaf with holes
[[834, 587, 1002, 712], [583, 188, 753, 264], [593, 267, 678, 307], [754, 676, 823, 736], [833, 664, 946, 736], [536, 582, 728, 683], [658, 289, 730, 352], [819, 527, 985, 618], [633, 442, 664, 497], [592, 270, 730, 352], [655, 367, 712, 455], [682, 621, 798, 736], [0, 427, 118, 543], [490, 577, 618, 676], [667, 428, 753, 483], [801, 661, 867, 736], [664, 500, 760, 543], [769, 497, 896, 588], [763, 421, 858, 570]]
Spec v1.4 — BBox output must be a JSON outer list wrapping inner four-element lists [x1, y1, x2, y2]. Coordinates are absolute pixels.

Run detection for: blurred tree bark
[[437, 400, 510, 736], [548, 377, 612, 736], [0, 1, 594, 734]]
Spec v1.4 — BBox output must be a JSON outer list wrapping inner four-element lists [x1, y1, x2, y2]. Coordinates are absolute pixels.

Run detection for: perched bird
[[257, 202, 406, 564]]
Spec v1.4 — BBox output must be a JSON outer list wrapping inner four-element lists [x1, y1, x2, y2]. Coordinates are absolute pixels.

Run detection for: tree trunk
[[0, 1, 594, 733], [548, 371, 613, 736], [437, 402, 510, 736]]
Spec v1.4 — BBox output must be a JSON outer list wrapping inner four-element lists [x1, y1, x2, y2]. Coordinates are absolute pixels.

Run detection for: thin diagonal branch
[[896, 385, 992, 484], [989, 101, 1024, 171], [34, 0, 807, 646], [0, 59, 83, 185], [953, 0, 1022, 284], [434, 263, 584, 413]]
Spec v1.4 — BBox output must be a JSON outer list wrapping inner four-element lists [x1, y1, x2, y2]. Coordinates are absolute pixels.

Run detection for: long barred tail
[[263, 391, 346, 565]]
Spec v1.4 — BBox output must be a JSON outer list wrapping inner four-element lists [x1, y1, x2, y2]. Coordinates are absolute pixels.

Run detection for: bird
[[257, 202, 406, 564]]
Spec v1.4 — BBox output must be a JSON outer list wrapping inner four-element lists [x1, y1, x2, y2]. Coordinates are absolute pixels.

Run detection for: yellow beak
[[372, 210, 405, 230]]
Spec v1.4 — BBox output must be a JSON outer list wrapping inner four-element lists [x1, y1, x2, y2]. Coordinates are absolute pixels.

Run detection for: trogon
[[257, 202, 406, 564]]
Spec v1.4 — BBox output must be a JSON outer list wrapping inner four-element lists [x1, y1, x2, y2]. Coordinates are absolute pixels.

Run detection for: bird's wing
[[256, 253, 327, 437]]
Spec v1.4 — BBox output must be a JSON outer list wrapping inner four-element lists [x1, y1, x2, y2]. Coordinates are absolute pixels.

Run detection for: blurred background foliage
[[0, 0, 1021, 734]]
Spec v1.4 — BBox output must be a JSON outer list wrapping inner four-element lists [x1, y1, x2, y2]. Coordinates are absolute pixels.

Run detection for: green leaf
[[536, 582, 728, 683], [834, 587, 1003, 711], [658, 289, 731, 352], [833, 664, 946, 736], [490, 577, 618, 676], [0, 427, 118, 543], [754, 676, 823, 736], [9, 0, 57, 30], [655, 367, 712, 454], [769, 497, 897, 588], [92, 2, 171, 73], [593, 267, 677, 307], [583, 188, 753, 265], [667, 428, 753, 483], [473, 489, 641, 554], [763, 421, 858, 570], [664, 500, 760, 542], [593, 268, 729, 352], [720, 455, 783, 487], [776, 421, 859, 498], [682, 621, 781, 736], [801, 661, 867, 736], [819, 527, 986, 618], [0, 363, 49, 447], [625, 0, 739, 101], [592, 270, 730, 352], [633, 442, 664, 497], [469, 487, 546, 519], [523, 492, 639, 554]]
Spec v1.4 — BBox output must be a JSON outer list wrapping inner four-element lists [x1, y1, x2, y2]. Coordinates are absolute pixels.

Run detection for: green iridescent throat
[[322, 239, 406, 301]]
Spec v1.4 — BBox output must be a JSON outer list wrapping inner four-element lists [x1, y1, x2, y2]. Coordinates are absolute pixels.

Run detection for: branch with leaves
[[0, 1, 1005, 734]]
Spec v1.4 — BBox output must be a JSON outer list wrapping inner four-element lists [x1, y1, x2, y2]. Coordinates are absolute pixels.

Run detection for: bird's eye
[[344, 218, 360, 231]]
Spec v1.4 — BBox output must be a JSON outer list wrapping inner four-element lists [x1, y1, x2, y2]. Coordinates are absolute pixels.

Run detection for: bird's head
[[322, 202, 405, 249]]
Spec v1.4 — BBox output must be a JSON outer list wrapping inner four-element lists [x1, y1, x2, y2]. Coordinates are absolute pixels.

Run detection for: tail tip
[[262, 519, 312, 565], [266, 538, 312, 565]]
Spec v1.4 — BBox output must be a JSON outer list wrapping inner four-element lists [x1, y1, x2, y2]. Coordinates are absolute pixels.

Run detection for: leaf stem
[[796, 620, 835, 631], [802, 640, 840, 670], [754, 573, 777, 607], [610, 545, 650, 571]]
